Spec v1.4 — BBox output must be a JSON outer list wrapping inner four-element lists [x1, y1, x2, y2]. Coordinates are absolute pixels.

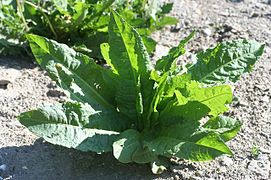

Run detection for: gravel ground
[[0, 0, 271, 179]]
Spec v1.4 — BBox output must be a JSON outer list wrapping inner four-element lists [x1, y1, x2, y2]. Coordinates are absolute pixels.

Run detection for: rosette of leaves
[[0, 0, 177, 58], [18, 11, 264, 174]]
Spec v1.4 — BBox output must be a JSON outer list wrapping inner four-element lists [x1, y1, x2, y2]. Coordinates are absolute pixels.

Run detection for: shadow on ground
[[0, 57, 35, 70], [0, 139, 166, 180]]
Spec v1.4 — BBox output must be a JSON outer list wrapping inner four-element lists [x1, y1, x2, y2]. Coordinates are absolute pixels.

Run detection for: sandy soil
[[1, 0, 271, 179]]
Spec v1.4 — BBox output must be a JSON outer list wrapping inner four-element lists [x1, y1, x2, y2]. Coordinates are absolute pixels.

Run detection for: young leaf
[[142, 36, 157, 54], [161, 3, 174, 14], [155, 31, 195, 72], [188, 39, 265, 84], [156, 16, 178, 28], [107, 11, 154, 121], [162, 74, 191, 98], [147, 72, 169, 127], [72, 2, 89, 25]]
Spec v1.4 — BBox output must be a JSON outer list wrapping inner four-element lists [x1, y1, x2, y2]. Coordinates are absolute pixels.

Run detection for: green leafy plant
[[0, 0, 177, 57], [18, 11, 264, 174], [251, 146, 260, 158]]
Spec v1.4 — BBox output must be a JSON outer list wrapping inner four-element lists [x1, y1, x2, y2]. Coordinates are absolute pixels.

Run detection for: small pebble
[[239, 100, 249, 107], [0, 164, 6, 172], [220, 156, 234, 167], [203, 28, 212, 36], [174, 175, 180, 180], [261, 96, 269, 103], [250, 12, 260, 18]]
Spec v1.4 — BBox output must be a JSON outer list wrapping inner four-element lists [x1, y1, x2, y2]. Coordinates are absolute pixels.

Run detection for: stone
[[0, 68, 21, 88], [219, 156, 234, 167], [190, 176, 202, 180], [261, 96, 269, 103], [203, 28, 212, 36], [239, 100, 249, 107], [0, 164, 6, 172], [250, 12, 260, 18]]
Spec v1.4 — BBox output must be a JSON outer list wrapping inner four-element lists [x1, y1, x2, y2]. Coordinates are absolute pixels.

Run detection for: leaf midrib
[[199, 92, 232, 103], [112, 14, 140, 117], [196, 49, 253, 83]]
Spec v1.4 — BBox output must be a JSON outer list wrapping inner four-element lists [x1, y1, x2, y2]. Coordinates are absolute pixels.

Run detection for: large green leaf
[[184, 82, 232, 116], [113, 129, 138, 163], [159, 101, 210, 126], [18, 102, 123, 153], [148, 72, 190, 126], [158, 118, 201, 141], [157, 108, 208, 143], [107, 11, 154, 122], [203, 115, 242, 141], [113, 129, 155, 163], [27, 34, 116, 110], [147, 134, 232, 161], [156, 74, 191, 111], [188, 39, 265, 84]]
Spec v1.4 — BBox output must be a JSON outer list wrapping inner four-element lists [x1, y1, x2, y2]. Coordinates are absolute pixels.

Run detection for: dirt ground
[[1, 0, 271, 179]]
